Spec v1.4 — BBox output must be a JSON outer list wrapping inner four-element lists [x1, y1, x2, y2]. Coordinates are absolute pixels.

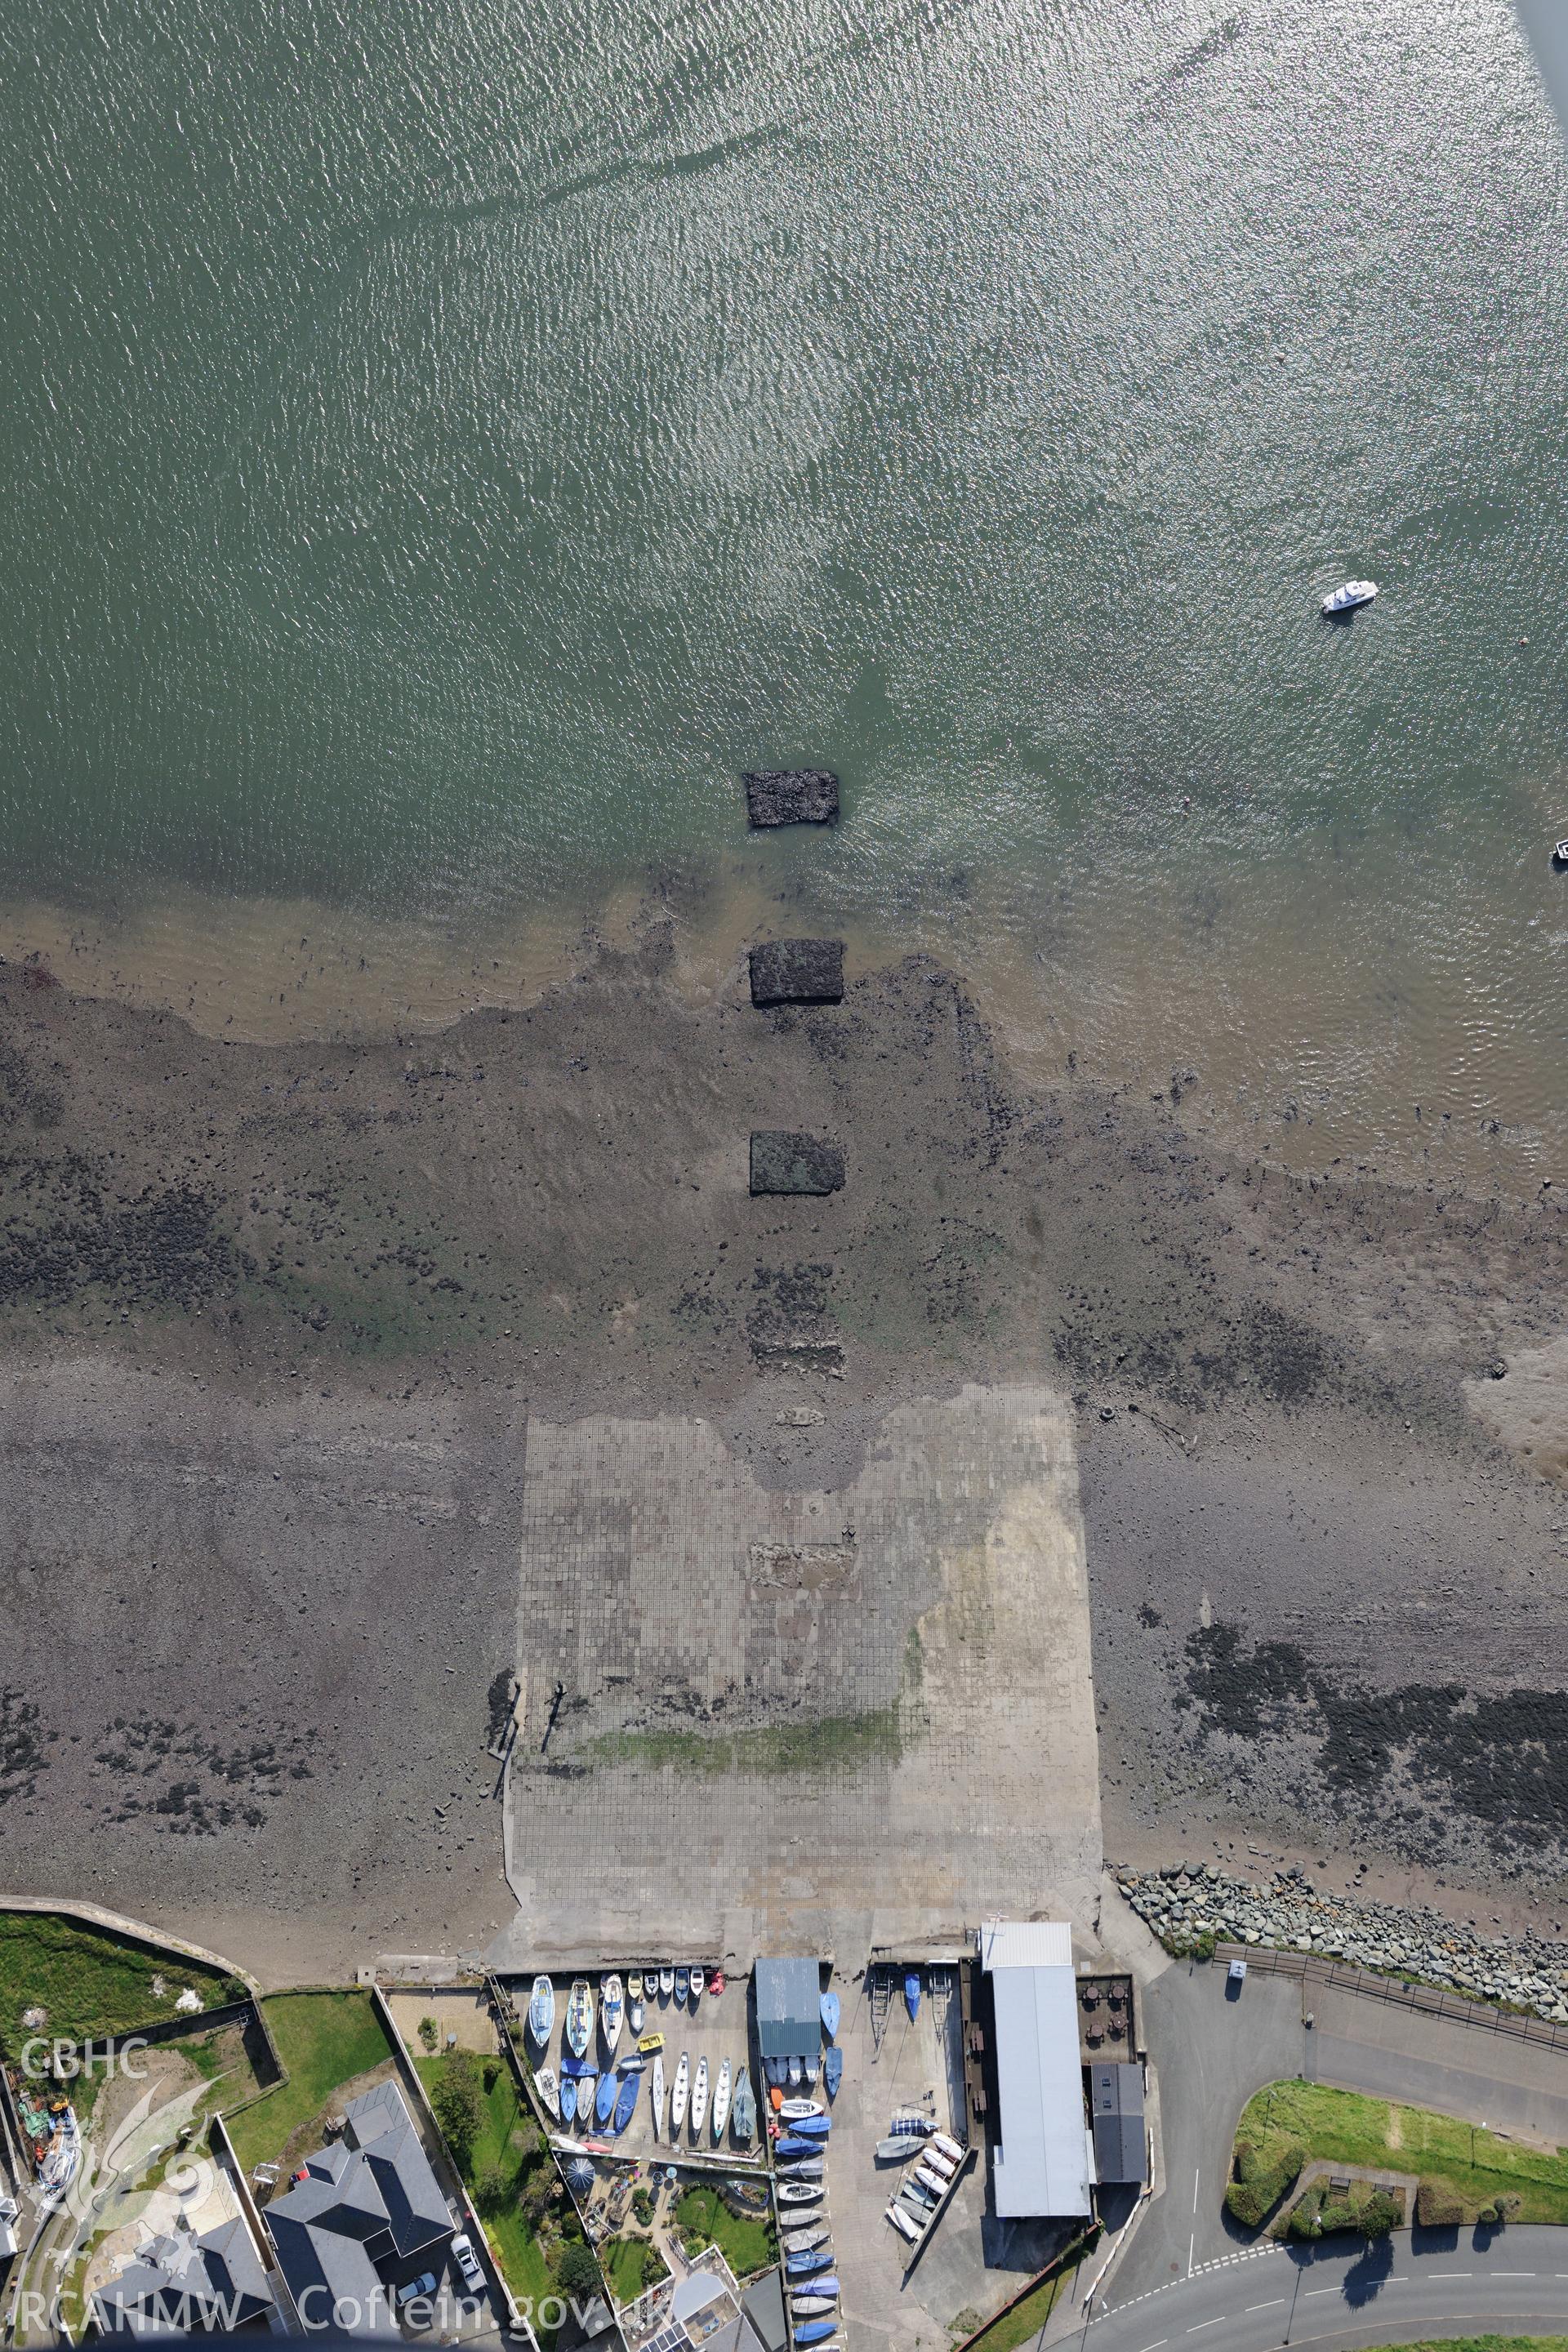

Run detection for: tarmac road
[[1085, 2224, 1568, 2352]]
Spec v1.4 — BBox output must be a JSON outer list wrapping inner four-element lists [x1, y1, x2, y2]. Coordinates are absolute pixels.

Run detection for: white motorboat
[[534, 2068, 561, 2121], [652, 2053, 666, 2139], [1321, 578, 1377, 614], [566, 1979, 594, 2059], [691, 2055, 710, 2135], [629, 1994, 644, 2036], [628, 1971, 643, 2005], [528, 1976, 555, 2044], [671, 2051, 690, 2132], [688, 1962, 704, 2010], [601, 1974, 624, 2052], [659, 1965, 675, 1999], [712, 2058, 732, 2140]]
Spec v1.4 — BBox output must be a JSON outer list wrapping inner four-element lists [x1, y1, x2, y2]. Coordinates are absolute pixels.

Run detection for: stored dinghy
[[824, 2048, 843, 2100], [671, 2051, 690, 2132], [819, 1989, 840, 2038], [732, 2069, 755, 2144], [594, 2073, 617, 2125], [534, 2069, 561, 2121], [691, 2056, 709, 2135], [560, 2078, 578, 2126], [528, 1976, 555, 2044], [780, 2098, 824, 2120], [601, 1975, 624, 2053], [612, 2074, 639, 2134], [566, 1980, 594, 2058], [712, 2059, 732, 2140], [652, 2054, 666, 2139], [777, 2182, 824, 2206]]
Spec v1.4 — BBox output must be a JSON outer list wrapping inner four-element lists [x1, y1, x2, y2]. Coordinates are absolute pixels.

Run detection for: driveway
[[1085, 2222, 1568, 2352]]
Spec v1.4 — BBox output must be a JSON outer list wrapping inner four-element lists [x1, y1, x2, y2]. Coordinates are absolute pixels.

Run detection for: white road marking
[[1138, 2340, 1167, 2350], [1428, 2271, 1472, 2278], [1245, 2301, 1285, 2313], [1493, 2272, 1535, 2278], [1304, 2287, 1339, 2297], [1187, 2320, 1224, 2333]]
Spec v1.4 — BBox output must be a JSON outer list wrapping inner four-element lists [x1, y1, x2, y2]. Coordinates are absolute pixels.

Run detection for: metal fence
[[1217, 1941, 1568, 2051]]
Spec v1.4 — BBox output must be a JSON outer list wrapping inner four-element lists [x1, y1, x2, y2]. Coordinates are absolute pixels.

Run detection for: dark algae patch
[[1180, 1624, 1568, 1862]]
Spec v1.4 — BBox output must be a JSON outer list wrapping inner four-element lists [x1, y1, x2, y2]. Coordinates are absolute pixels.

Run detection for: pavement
[[494, 1386, 1102, 1968], [1102, 1947, 1568, 2316], [1083, 2222, 1568, 2352]]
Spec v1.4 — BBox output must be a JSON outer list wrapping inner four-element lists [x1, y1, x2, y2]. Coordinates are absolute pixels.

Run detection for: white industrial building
[[978, 1919, 1094, 2218]]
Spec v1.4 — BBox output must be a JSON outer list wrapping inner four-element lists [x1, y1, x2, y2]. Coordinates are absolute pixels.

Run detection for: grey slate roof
[[754, 1957, 821, 2060], [91, 2216, 274, 2338], [1089, 2062, 1147, 2185], [262, 2078, 453, 2333]]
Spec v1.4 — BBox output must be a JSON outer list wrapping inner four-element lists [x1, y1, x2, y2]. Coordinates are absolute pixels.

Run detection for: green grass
[[226, 1993, 394, 2171], [0, 1911, 231, 2053], [956, 2246, 1091, 2352], [1230, 2082, 1568, 2231], [588, 1707, 902, 1776], [672, 2185, 777, 2280], [415, 2053, 586, 2341], [603, 2236, 665, 2307]]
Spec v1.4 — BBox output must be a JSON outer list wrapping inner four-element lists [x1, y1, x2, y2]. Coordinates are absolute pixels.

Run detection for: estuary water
[[3, 0, 1568, 1183]]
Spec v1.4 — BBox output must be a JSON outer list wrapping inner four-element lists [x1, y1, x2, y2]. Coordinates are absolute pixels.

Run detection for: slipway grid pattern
[[496, 1384, 1102, 1965]]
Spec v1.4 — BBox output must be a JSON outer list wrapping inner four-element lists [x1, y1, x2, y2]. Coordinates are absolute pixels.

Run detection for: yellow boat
[[637, 2031, 665, 2054]]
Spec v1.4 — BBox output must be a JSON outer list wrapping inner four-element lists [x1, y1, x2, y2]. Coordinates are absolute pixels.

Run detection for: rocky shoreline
[[1118, 1864, 1568, 2023]]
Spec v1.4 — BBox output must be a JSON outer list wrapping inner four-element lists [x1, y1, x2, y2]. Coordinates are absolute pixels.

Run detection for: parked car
[[395, 2273, 439, 2311], [452, 2235, 484, 2294]]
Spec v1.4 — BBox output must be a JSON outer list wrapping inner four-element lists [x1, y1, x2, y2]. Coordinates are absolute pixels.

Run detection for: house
[[753, 1958, 822, 2071], [262, 2079, 454, 2334], [978, 1922, 1094, 2219], [91, 2217, 275, 2339]]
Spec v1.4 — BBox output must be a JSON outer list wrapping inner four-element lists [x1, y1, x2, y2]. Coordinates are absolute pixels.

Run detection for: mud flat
[[0, 925, 1566, 1977]]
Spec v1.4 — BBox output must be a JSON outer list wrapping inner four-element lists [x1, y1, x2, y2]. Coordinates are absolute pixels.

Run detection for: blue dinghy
[[612, 2074, 639, 2133], [595, 2072, 618, 2125], [904, 1970, 921, 2022], [791, 2113, 831, 2138], [824, 2048, 843, 2100], [560, 2078, 577, 2125], [819, 1989, 840, 2038], [794, 2327, 837, 2347], [775, 2134, 821, 2157], [786, 2252, 833, 2278]]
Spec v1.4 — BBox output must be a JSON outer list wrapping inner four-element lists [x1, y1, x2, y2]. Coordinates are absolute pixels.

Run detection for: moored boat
[[601, 1974, 624, 2052], [566, 1979, 594, 2058], [732, 2069, 755, 2143], [671, 2051, 690, 2132], [712, 2058, 732, 2140], [528, 1976, 555, 2044], [691, 2055, 709, 2135], [1321, 578, 1377, 615], [652, 2053, 666, 2138], [534, 2069, 560, 2120]]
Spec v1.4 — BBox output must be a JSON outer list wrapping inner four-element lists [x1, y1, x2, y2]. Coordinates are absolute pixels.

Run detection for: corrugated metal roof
[[978, 1919, 1074, 1971], [981, 1922, 1092, 2219]]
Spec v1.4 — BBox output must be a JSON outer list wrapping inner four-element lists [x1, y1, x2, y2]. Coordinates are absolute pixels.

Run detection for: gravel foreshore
[[1118, 1863, 1568, 2023]]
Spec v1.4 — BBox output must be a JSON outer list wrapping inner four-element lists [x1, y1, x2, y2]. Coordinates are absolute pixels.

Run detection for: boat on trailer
[[688, 1962, 704, 2011], [601, 1974, 624, 2052], [660, 1966, 675, 1999], [528, 1976, 555, 2044], [565, 1979, 594, 2058]]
